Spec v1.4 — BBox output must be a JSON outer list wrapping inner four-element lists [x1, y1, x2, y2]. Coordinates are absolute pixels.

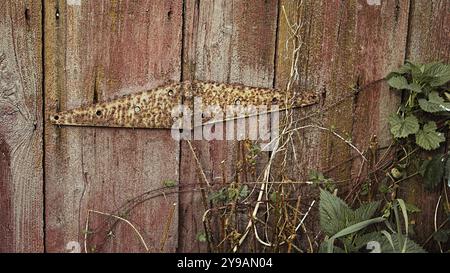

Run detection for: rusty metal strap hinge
[[50, 81, 318, 129]]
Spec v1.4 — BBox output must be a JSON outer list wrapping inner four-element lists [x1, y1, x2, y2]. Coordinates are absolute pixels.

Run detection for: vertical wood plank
[[274, 0, 410, 250], [0, 0, 44, 252], [178, 0, 278, 252], [44, 0, 182, 252], [401, 0, 449, 249]]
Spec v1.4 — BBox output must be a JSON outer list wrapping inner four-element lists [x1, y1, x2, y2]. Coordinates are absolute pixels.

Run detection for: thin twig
[[160, 203, 177, 252], [87, 209, 149, 252]]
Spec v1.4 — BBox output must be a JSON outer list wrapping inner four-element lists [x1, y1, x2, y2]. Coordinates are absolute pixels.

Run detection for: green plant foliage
[[162, 179, 177, 187], [309, 170, 336, 192], [319, 190, 425, 253], [388, 114, 419, 138], [380, 234, 426, 253], [196, 232, 207, 243], [420, 154, 446, 191], [353, 201, 382, 223], [415, 121, 446, 150], [418, 92, 450, 113], [426, 63, 450, 87], [269, 192, 278, 203], [239, 185, 249, 199], [387, 61, 449, 151], [319, 189, 352, 236], [387, 76, 408, 90], [208, 184, 249, 204]]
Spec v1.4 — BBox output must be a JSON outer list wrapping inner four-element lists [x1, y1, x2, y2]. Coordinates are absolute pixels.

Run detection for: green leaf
[[239, 185, 249, 199], [333, 218, 386, 239], [353, 201, 381, 223], [388, 76, 408, 90], [327, 217, 386, 253], [388, 114, 420, 138], [397, 63, 413, 74], [270, 191, 281, 203], [408, 62, 426, 81], [396, 199, 409, 240], [196, 232, 207, 243], [405, 82, 422, 93], [418, 92, 450, 113], [380, 234, 426, 253], [425, 63, 450, 87], [355, 231, 427, 253], [422, 154, 445, 191], [351, 232, 385, 252], [415, 121, 445, 150], [208, 188, 227, 203], [163, 179, 177, 187], [386, 64, 412, 79], [228, 187, 238, 200], [318, 241, 345, 253], [319, 189, 352, 236]]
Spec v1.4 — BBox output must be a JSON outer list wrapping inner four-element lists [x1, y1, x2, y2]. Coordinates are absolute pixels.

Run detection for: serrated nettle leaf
[[386, 65, 412, 80], [319, 189, 352, 236], [388, 114, 420, 138], [422, 154, 445, 191], [353, 201, 381, 223], [351, 232, 385, 252], [418, 91, 450, 112], [333, 218, 386, 240], [423, 62, 445, 76], [397, 63, 413, 74], [405, 82, 422, 93], [425, 63, 450, 87], [326, 217, 386, 253], [380, 234, 426, 253], [415, 121, 445, 151], [409, 62, 427, 81], [388, 76, 409, 90]]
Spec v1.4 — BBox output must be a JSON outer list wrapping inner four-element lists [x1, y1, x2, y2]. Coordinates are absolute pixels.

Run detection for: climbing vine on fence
[[387, 61, 450, 191]]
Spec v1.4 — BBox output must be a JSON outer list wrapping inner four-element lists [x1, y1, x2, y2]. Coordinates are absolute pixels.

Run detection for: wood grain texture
[[350, 0, 410, 205], [315, 0, 409, 182], [0, 0, 44, 252], [274, 0, 410, 250], [272, 0, 322, 252], [0, 0, 446, 253], [178, 0, 278, 252], [44, 0, 182, 252], [401, 0, 449, 250]]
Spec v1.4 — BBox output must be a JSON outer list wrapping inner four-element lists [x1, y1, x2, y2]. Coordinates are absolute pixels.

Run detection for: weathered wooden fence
[[0, 0, 448, 252]]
